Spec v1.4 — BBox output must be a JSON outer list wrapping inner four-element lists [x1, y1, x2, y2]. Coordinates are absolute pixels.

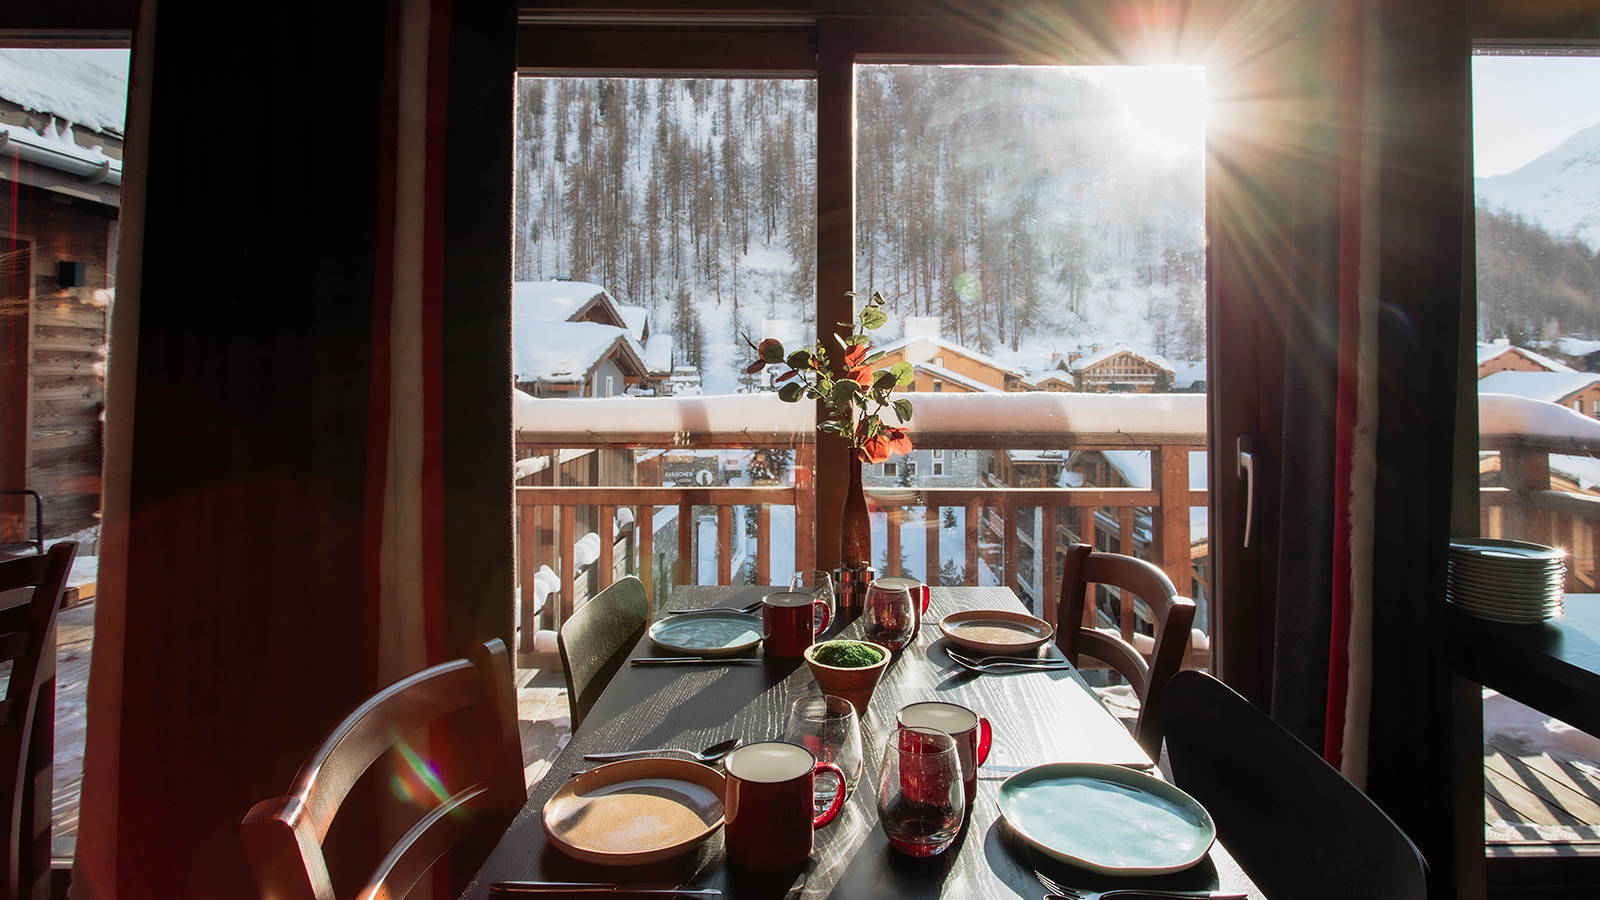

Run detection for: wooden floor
[[43, 609, 1600, 861], [1485, 733, 1600, 856]]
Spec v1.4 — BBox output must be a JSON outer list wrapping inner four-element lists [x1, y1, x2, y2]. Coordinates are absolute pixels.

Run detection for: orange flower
[[856, 433, 892, 464], [884, 427, 912, 458]]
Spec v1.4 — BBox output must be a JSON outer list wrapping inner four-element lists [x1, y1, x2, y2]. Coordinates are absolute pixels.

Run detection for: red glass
[[897, 700, 993, 808], [876, 726, 963, 856], [863, 582, 915, 651], [873, 576, 930, 636]]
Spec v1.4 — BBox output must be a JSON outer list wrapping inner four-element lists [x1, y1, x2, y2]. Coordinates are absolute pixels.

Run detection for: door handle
[[1236, 436, 1255, 549]]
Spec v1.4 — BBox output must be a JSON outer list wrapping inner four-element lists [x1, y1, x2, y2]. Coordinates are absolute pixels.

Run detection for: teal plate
[[647, 610, 763, 657], [998, 763, 1216, 875]]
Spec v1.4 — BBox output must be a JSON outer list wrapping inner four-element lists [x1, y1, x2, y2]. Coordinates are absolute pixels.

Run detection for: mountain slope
[[1476, 122, 1600, 251]]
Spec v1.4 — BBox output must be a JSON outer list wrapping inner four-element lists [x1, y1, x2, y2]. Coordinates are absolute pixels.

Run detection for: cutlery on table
[[583, 737, 741, 764], [661, 601, 763, 616], [631, 657, 761, 666], [1036, 870, 1246, 900], [947, 649, 1071, 672], [490, 883, 721, 896]]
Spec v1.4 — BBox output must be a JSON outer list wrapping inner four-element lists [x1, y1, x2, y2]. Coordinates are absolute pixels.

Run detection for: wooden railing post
[[1154, 446, 1193, 595]]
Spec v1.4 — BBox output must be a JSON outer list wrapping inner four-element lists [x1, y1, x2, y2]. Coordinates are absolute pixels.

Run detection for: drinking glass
[[783, 693, 864, 813], [864, 581, 916, 651], [876, 725, 964, 857], [790, 570, 835, 633]]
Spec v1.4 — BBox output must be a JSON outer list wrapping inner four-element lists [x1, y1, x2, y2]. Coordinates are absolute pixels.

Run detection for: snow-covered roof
[[617, 304, 649, 340], [1559, 337, 1600, 359], [1170, 360, 1207, 389], [513, 320, 644, 383], [1069, 345, 1174, 374], [642, 333, 674, 376], [513, 280, 622, 326], [0, 49, 127, 136], [1477, 343, 1575, 373], [1477, 370, 1600, 404], [1031, 372, 1075, 386], [873, 335, 1027, 378]]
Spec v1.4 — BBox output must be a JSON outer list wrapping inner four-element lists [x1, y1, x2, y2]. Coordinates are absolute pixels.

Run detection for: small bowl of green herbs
[[804, 640, 891, 714]]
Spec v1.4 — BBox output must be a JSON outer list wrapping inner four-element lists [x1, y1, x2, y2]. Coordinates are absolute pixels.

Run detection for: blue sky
[[1473, 55, 1600, 177]]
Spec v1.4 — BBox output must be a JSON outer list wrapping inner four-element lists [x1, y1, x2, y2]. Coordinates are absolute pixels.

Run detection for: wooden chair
[[1164, 670, 1427, 900], [241, 639, 525, 900], [558, 575, 648, 730], [1055, 543, 1196, 758], [0, 540, 75, 900]]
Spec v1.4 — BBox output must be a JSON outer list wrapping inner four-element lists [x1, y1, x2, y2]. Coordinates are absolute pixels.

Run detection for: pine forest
[[513, 67, 1207, 390]]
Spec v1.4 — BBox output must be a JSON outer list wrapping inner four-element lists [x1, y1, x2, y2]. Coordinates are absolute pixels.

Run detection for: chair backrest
[[1055, 543, 1195, 758], [241, 639, 525, 900], [1164, 671, 1428, 900], [0, 541, 75, 900], [558, 576, 648, 730]]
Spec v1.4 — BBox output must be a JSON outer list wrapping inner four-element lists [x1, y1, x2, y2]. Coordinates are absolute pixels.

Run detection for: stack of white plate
[[1447, 538, 1566, 624]]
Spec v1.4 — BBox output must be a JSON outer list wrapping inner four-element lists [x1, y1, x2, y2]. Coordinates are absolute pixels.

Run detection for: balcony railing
[[511, 391, 1208, 666]]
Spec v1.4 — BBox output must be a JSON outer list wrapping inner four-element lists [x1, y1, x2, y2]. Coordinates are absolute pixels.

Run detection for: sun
[[1096, 65, 1208, 160]]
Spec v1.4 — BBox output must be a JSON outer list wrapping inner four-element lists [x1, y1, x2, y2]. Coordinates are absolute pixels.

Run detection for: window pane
[[854, 65, 1209, 652], [513, 77, 818, 614], [1471, 50, 1600, 858]]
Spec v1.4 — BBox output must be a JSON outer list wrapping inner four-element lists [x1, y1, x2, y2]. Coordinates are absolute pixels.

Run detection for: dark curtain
[[73, 1, 516, 897]]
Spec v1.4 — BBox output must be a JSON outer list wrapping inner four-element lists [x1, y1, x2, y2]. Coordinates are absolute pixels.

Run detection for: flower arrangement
[[745, 291, 915, 463]]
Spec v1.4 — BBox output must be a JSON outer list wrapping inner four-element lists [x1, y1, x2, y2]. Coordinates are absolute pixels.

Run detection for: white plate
[[998, 762, 1215, 875], [939, 609, 1054, 654], [648, 609, 763, 656], [543, 758, 726, 865], [1451, 538, 1566, 562]]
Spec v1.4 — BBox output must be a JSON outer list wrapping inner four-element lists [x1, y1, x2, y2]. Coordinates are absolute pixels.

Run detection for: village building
[[1068, 345, 1177, 393], [0, 50, 121, 545], [873, 333, 1029, 393], [512, 280, 652, 398], [1477, 341, 1575, 379]]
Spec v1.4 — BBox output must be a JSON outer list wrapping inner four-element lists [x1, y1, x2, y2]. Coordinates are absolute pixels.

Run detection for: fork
[[1035, 869, 1247, 900], [947, 648, 1070, 672], [662, 600, 763, 616]]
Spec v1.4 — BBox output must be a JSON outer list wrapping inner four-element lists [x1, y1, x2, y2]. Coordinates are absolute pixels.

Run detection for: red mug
[[873, 576, 930, 633], [724, 741, 847, 870], [763, 591, 832, 658], [897, 700, 992, 807]]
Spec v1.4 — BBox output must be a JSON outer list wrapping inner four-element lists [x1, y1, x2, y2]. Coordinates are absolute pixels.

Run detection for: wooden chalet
[[1477, 342, 1574, 379], [513, 280, 649, 398], [0, 50, 118, 546], [873, 334, 1027, 393], [1069, 345, 1177, 393]]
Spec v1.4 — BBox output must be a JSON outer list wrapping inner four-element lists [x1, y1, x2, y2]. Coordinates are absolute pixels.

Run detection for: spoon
[[583, 737, 742, 764]]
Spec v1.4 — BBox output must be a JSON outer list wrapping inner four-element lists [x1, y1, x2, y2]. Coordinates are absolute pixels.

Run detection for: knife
[[490, 883, 721, 896], [631, 657, 760, 666]]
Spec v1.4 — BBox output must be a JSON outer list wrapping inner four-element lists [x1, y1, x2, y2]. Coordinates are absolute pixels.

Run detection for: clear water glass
[[783, 693, 864, 812], [877, 725, 964, 856], [790, 570, 835, 633]]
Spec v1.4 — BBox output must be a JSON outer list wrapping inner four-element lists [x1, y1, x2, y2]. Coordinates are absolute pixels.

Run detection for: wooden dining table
[[460, 585, 1263, 899]]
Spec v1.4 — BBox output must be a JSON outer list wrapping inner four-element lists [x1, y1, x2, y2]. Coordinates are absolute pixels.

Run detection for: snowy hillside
[[1476, 122, 1600, 251]]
